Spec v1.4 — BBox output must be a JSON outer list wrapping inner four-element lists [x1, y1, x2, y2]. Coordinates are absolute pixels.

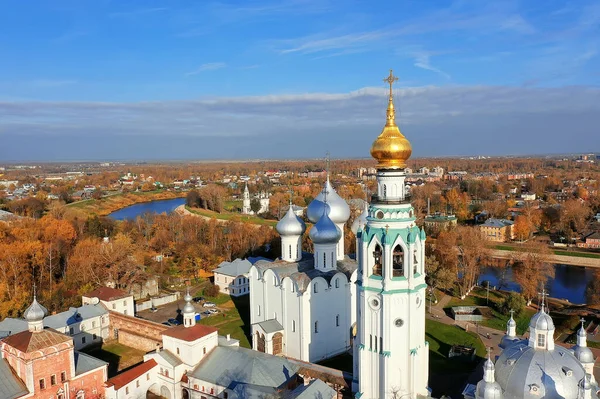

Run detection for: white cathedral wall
[[263, 269, 284, 322], [282, 277, 303, 360], [162, 332, 218, 367]]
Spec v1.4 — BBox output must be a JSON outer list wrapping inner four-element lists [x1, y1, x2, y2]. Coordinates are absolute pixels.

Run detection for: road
[[136, 290, 225, 325]]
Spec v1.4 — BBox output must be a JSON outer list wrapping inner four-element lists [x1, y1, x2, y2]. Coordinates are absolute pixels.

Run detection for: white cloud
[[413, 53, 451, 80], [185, 63, 227, 76]]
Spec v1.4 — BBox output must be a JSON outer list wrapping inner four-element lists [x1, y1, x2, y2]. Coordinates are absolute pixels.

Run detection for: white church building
[[242, 182, 270, 215]]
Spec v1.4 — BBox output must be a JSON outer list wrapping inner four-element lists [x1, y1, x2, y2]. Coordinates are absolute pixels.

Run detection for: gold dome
[[370, 70, 412, 169]]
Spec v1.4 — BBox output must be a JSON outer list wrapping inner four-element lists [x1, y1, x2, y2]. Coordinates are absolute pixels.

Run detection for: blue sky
[[1, 0, 599, 161]]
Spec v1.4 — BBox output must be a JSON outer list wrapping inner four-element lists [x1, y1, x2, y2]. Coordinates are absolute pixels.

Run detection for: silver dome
[[529, 308, 554, 331], [183, 301, 195, 314], [495, 340, 588, 399], [307, 178, 350, 224], [309, 204, 342, 244], [574, 345, 594, 364], [351, 203, 369, 235], [24, 296, 47, 322], [500, 335, 521, 349], [507, 316, 516, 328], [476, 358, 504, 399], [277, 206, 306, 236]]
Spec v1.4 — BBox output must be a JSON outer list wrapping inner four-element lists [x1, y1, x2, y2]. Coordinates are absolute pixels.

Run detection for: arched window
[[413, 249, 418, 274], [289, 245, 291, 258], [336, 314, 340, 327], [537, 334, 545, 348], [335, 279, 339, 288], [331, 252, 334, 266], [372, 244, 383, 276], [383, 184, 387, 197], [393, 245, 404, 277], [314, 283, 318, 294], [323, 252, 326, 267]]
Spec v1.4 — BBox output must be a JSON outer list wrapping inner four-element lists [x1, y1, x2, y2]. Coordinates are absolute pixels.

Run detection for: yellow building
[[479, 218, 514, 242]]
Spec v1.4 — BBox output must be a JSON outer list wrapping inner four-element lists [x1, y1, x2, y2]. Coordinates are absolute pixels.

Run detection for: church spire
[[383, 69, 399, 127]]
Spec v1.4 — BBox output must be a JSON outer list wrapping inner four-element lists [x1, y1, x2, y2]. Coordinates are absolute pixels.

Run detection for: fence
[[135, 292, 181, 312]]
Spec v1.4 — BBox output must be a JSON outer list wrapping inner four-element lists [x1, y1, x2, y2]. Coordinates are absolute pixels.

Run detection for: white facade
[[354, 167, 429, 399], [249, 258, 357, 363], [214, 273, 249, 296], [82, 289, 135, 316], [241, 183, 270, 215]]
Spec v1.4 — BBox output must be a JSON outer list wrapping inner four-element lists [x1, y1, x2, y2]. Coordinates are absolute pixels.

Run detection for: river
[[108, 198, 186, 221], [479, 263, 596, 305]]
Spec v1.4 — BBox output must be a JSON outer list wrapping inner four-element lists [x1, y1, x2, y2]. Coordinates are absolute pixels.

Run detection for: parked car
[[161, 322, 171, 327], [150, 307, 158, 312], [193, 297, 204, 303], [201, 311, 211, 316], [204, 302, 216, 308], [207, 309, 218, 314], [167, 318, 181, 326]]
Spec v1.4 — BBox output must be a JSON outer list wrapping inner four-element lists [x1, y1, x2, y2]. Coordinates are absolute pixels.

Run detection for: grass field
[[493, 244, 600, 259], [198, 294, 251, 348], [426, 319, 486, 372], [83, 342, 146, 377], [185, 206, 277, 226]]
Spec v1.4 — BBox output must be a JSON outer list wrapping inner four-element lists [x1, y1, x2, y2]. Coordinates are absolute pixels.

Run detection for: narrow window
[[203, 347, 206, 354], [92, 321, 96, 328], [335, 279, 339, 288], [146, 374, 150, 381], [112, 303, 116, 310], [537, 334, 546, 348], [60, 372, 66, 382], [126, 387, 129, 395], [82, 337, 86, 344], [39, 379, 45, 390], [380, 336, 383, 353], [292, 320, 296, 332], [373, 244, 383, 276], [258, 305, 261, 316], [51, 375, 57, 386], [336, 314, 340, 327], [413, 250, 418, 274], [224, 392, 229, 399], [370, 334, 372, 350], [331, 252, 334, 266], [289, 245, 291, 258], [383, 184, 387, 197], [375, 335, 378, 352], [136, 381, 140, 388], [323, 252, 326, 266], [177, 347, 180, 355], [93, 334, 97, 340], [123, 300, 126, 306], [69, 327, 74, 335], [315, 321, 318, 333], [314, 283, 318, 294], [393, 245, 404, 277]]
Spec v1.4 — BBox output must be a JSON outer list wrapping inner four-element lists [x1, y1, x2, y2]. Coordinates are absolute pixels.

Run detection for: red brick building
[[0, 297, 108, 399]]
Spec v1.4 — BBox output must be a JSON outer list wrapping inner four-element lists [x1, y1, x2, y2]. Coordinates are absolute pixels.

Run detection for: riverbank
[[490, 248, 600, 268], [67, 190, 186, 216], [177, 205, 278, 227]]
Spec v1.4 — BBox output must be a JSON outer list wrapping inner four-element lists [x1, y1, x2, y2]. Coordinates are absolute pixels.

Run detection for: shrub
[[500, 292, 526, 316], [204, 283, 220, 298]]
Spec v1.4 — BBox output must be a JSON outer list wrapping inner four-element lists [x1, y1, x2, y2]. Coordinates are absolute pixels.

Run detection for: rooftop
[[83, 287, 130, 302], [0, 359, 28, 399], [481, 218, 514, 228], [161, 324, 217, 342], [213, 259, 253, 278], [74, 351, 108, 376], [2, 328, 72, 353], [106, 359, 157, 390]]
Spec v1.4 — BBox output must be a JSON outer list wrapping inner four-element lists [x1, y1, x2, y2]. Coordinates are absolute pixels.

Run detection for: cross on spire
[[538, 288, 547, 312], [509, 309, 515, 319], [325, 151, 331, 177], [383, 69, 399, 98], [581, 317, 586, 329], [288, 186, 294, 206]]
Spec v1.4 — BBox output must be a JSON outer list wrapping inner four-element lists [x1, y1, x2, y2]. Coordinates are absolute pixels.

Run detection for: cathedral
[[250, 70, 430, 398], [465, 293, 599, 399]]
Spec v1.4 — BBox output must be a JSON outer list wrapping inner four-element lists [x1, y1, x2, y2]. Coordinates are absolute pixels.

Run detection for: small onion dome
[[508, 316, 516, 328], [184, 290, 193, 303], [277, 206, 306, 236], [476, 357, 503, 399], [578, 325, 587, 338], [309, 204, 342, 244], [529, 307, 554, 331], [307, 178, 350, 224], [574, 345, 594, 364], [351, 203, 369, 235], [183, 301, 195, 314], [24, 296, 47, 322]]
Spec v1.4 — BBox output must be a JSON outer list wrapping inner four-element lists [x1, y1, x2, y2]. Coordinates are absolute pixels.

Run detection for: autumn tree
[[250, 198, 262, 214], [513, 215, 531, 242], [455, 226, 489, 297], [425, 255, 456, 292], [513, 241, 553, 305]]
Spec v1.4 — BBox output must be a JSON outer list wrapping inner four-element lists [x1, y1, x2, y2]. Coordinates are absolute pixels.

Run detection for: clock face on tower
[[375, 210, 384, 220]]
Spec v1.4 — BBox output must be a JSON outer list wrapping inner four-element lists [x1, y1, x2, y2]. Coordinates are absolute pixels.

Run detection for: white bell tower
[[354, 70, 429, 399], [242, 182, 251, 214]]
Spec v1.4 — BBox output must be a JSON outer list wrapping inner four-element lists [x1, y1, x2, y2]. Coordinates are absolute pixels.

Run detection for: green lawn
[[493, 244, 600, 259], [426, 319, 486, 373], [186, 206, 277, 227], [198, 295, 251, 348], [195, 288, 231, 305], [83, 342, 146, 377], [446, 288, 532, 335]]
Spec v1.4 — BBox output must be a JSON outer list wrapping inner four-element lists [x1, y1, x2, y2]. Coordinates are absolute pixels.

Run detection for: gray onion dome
[[351, 203, 369, 235], [277, 206, 306, 236], [307, 178, 350, 224], [24, 296, 47, 322], [183, 289, 195, 314], [310, 204, 342, 244], [529, 308, 554, 331], [476, 358, 504, 399], [507, 316, 516, 328], [574, 345, 594, 364]]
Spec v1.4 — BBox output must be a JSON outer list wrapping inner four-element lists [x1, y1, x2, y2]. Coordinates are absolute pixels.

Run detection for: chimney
[[226, 334, 231, 341]]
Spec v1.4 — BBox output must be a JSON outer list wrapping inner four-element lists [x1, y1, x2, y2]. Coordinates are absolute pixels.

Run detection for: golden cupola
[[370, 69, 412, 169]]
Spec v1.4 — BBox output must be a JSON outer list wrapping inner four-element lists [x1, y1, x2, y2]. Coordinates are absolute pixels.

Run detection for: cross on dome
[[538, 288, 548, 312], [509, 309, 515, 318], [383, 69, 399, 98]]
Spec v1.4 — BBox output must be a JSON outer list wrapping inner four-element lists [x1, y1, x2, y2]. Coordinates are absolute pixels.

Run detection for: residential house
[[479, 218, 515, 242], [577, 232, 600, 249], [212, 259, 253, 296], [82, 287, 135, 316]]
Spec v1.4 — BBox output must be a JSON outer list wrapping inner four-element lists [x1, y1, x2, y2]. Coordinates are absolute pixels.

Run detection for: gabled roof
[[155, 349, 183, 367], [106, 359, 157, 390], [74, 352, 107, 376], [481, 218, 514, 228], [287, 379, 336, 399], [189, 346, 299, 390], [254, 319, 283, 334], [0, 359, 28, 399], [584, 231, 600, 240], [213, 259, 253, 277], [45, 304, 108, 330], [83, 287, 130, 301], [2, 328, 72, 353], [161, 324, 217, 342]]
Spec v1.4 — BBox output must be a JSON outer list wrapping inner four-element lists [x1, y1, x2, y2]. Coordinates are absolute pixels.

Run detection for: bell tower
[[353, 70, 429, 399]]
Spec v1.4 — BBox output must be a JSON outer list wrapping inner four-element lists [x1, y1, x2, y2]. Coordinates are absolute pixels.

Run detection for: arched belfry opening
[[393, 245, 404, 277], [372, 244, 383, 276]]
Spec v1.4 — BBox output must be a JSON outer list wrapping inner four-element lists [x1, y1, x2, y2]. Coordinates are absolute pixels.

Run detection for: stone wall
[[135, 292, 180, 312], [108, 311, 169, 351]]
